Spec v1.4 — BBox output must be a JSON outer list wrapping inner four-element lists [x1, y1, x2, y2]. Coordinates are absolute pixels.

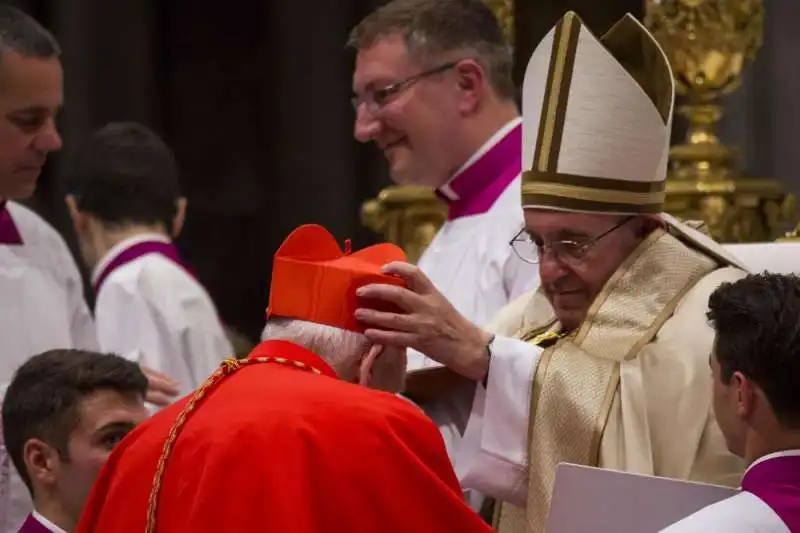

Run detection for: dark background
[[14, 0, 793, 344]]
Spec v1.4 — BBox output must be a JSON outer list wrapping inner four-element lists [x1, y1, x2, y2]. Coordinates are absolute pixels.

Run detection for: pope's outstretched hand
[[354, 261, 493, 382]]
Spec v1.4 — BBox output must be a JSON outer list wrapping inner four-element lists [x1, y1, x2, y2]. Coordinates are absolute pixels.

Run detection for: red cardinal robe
[[77, 340, 492, 533]]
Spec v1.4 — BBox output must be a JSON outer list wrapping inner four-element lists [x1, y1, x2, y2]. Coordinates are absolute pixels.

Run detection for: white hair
[[261, 318, 370, 377]]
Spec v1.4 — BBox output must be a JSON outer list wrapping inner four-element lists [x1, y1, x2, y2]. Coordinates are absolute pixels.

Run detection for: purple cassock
[[0, 202, 23, 245], [17, 514, 52, 533], [742, 453, 800, 531]]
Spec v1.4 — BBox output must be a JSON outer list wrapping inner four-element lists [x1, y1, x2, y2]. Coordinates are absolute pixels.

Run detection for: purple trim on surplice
[[435, 123, 521, 220], [0, 202, 23, 245], [93, 240, 197, 295], [17, 514, 52, 533], [741, 453, 800, 530]]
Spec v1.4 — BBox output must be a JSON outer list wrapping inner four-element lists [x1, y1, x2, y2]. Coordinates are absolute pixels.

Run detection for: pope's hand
[[354, 262, 493, 382], [138, 365, 180, 406]]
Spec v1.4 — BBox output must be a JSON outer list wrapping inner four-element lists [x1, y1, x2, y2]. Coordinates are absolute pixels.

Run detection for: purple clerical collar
[[0, 201, 23, 245], [741, 450, 800, 530], [435, 119, 522, 220], [92, 234, 196, 294], [18, 513, 57, 533]]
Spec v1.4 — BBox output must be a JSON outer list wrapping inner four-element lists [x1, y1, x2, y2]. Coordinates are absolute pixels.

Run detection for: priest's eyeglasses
[[510, 216, 635, 265], [351, 62, 458, 114]]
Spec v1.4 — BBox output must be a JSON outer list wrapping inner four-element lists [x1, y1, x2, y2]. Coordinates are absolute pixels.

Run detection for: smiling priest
[[348, 1, 541, 514], [77, 224, 493, 533]]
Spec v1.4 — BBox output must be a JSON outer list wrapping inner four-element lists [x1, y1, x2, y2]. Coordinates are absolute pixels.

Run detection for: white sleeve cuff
[[456, 336, 542, 506]]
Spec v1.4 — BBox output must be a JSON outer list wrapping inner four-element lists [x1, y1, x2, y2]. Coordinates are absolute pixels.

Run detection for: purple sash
[[741, 453, 800, 530], [436, 122, 522, 220], [0, 202, 23, 245], [17, 514, 52, 533], [93, 239, 197, 295]]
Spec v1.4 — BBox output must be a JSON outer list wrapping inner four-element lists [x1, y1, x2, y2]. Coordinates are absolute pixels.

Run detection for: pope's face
[[524, 210, 645, 331], [0, 50, 63, 199], [55, 389, 148, 524], [352, 35, 461, 188]]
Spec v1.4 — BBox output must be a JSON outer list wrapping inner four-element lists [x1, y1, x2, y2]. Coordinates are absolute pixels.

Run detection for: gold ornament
[[361, 186, 446, 264], [484, 0, 514, 42], [645, 0, 797, 242]]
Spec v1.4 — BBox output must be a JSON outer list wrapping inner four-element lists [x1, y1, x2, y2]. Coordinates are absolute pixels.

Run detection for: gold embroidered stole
[[495, 229, 717, 533]]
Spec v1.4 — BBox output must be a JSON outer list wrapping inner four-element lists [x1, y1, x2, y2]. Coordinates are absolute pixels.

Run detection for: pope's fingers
[[381, 261, 435, 293], [354, 308, 419, 332], [362, 328, 418, 349], [356, 282, 425, 312]]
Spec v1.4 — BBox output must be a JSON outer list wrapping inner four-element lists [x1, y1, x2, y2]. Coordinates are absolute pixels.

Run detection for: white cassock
[[660, 450, 800, 533], [658, 492, 788, 533], [0, 201, 98, 533], [92, 233, 232, 398], [409, 117, 541, 509]]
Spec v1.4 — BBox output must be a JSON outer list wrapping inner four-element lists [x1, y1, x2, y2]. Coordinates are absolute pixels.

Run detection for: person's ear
[[359, 344, 384, 387], [732, 371, 757, 420], [23, 438, 61, 490], [64, 195, 88, 234], [453, 59, 487, 115], [172, 197, 187, 238]]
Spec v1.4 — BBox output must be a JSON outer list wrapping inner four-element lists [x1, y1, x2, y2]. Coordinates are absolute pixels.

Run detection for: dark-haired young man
[[65, 122, 232, 398], [662, 273, 800, 533], [2, 349, 149, 533], [348, 0, 539, 512]]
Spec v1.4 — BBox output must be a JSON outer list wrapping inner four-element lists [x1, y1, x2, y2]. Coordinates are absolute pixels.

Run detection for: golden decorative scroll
[[645, 0, 797, 242]]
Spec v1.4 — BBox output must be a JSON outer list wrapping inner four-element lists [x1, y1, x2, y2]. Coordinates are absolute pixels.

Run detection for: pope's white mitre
[[520, 12, 674, 215]]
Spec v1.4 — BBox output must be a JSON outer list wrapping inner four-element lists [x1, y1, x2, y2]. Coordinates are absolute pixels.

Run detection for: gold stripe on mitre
[[522, 171, 666, 214], [521, 11, 674, 215], [533, 12, 581, 174]]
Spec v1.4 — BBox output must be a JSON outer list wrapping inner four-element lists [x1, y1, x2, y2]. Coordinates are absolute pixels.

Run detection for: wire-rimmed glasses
[[510, 216, 635, 265], [351, 62, 458, 115]]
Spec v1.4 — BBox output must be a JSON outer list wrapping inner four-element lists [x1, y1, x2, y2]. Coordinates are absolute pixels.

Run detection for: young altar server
[[349, 0, 540, 511], [661, 273, 800, 532], [3, 350, 149, 533], [77, 225, 493, 533], [65, 122, 232, 397]]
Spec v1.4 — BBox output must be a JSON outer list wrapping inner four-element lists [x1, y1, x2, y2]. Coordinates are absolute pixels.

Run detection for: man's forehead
[[75, 390, 147, 431], [524, 209, 619, 235], [0, 51, 62, 108], [352, 34, 415, 90]]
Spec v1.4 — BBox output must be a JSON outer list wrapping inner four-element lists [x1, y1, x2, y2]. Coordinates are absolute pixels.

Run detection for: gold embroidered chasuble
[[491, 229, 747, 533]]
